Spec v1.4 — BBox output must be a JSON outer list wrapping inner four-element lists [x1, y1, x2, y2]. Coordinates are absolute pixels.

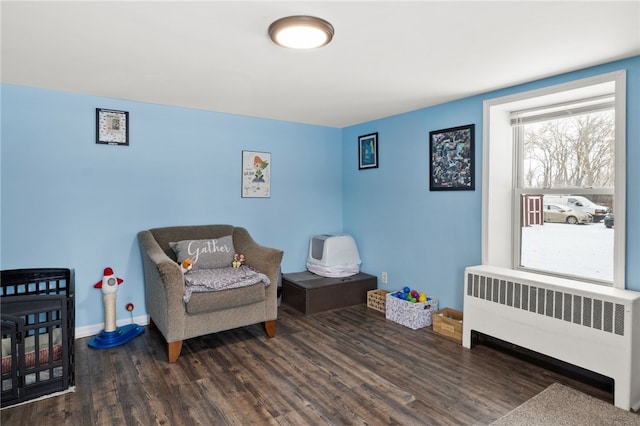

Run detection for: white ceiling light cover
[[269, 15, 334, 49]]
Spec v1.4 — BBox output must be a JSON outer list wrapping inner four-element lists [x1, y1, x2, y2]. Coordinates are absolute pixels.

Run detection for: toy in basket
[[88, 267, 145, 349], [385, 286, 438, 330]]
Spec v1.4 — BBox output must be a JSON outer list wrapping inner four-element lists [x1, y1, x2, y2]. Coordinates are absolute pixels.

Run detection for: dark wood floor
[[1, 303, 620, 425]]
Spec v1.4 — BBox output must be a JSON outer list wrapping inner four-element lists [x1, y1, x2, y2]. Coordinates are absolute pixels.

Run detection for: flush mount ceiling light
[[269, 15, 334, 49]]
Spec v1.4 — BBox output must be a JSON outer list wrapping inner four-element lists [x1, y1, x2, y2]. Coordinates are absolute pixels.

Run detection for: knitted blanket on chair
[[182, 266, 270, 303]]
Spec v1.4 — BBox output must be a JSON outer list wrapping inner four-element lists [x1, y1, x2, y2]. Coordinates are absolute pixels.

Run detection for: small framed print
[[96, 108, 129, 146], [429, 124, 475, 191], [242, 150, 271, 198], [358, 132, 378, 170]]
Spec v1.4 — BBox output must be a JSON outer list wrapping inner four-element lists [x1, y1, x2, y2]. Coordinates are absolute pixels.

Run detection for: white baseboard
[[75, 314, 149, 339]]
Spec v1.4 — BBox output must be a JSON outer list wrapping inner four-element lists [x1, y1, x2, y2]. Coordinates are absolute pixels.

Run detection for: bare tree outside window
[[522, 111, 615, 189]]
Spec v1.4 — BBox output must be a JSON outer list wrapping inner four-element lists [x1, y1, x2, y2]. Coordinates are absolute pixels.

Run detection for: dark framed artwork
[[358, 132, 378, 169], [429, 124, 475, 191], [96, 108, 129, 146]]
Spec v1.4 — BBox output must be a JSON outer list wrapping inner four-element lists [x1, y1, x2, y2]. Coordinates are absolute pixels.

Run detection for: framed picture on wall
[[429, 124, 475, 191], [242, 151, 271, 198], [358, 132, 378, 169], [96, 108, 129, 146]]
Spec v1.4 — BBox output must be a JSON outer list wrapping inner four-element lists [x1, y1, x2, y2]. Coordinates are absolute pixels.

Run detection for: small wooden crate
[[432, 308, 463, 342], [367, 289, 389, 313]]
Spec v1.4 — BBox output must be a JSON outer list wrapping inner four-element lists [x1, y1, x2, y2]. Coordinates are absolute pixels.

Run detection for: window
[[515, 98, 615, 283], [483, 71, 626, 288]]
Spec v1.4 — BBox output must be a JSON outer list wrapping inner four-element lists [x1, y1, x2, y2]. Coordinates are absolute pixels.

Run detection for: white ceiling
[[2, 1, 639, 128]]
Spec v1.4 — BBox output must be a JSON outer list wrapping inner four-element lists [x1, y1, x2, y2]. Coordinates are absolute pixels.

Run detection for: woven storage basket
[[367, 289, 390, 313]]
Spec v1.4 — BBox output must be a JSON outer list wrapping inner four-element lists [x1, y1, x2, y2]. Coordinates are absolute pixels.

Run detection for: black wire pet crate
[[1, 268, 75, 408]]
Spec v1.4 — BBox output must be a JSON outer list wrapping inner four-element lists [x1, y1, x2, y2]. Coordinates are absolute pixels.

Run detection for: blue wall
[[343, 56, 640, 310], [342, 100, 483, 309], [2, 56, 638, 329], [1, 85, 343, 327]]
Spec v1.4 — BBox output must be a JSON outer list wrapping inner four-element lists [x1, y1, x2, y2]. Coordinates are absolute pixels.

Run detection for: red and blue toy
[[88, 267, 145, 349]]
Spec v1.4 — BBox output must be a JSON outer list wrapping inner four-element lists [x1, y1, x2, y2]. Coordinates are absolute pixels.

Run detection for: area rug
[[490, 383, 640, 425]]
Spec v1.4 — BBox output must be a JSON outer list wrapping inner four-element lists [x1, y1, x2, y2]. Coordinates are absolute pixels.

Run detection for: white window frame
[[482, 70, 626, 288]]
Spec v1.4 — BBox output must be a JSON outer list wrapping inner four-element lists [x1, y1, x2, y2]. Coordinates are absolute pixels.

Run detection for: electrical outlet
[[381, 272, 388, 284]]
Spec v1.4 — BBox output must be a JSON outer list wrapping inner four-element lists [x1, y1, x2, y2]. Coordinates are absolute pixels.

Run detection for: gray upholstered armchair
[[138, 225, 283, 362]]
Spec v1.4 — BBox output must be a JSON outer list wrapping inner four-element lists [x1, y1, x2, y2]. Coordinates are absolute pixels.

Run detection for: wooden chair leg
[[263, 320, 276, 338], [168, 340, 183, 363]]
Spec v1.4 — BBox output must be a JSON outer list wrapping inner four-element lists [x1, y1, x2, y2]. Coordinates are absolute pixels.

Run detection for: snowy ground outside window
[[521, 222, 614, 282]]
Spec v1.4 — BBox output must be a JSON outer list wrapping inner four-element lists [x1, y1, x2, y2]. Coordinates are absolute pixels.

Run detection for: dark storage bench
[[282, 271, 377, 314]]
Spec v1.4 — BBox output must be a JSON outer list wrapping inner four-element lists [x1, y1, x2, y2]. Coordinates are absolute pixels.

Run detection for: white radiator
[[463, 265, 640, 411]]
